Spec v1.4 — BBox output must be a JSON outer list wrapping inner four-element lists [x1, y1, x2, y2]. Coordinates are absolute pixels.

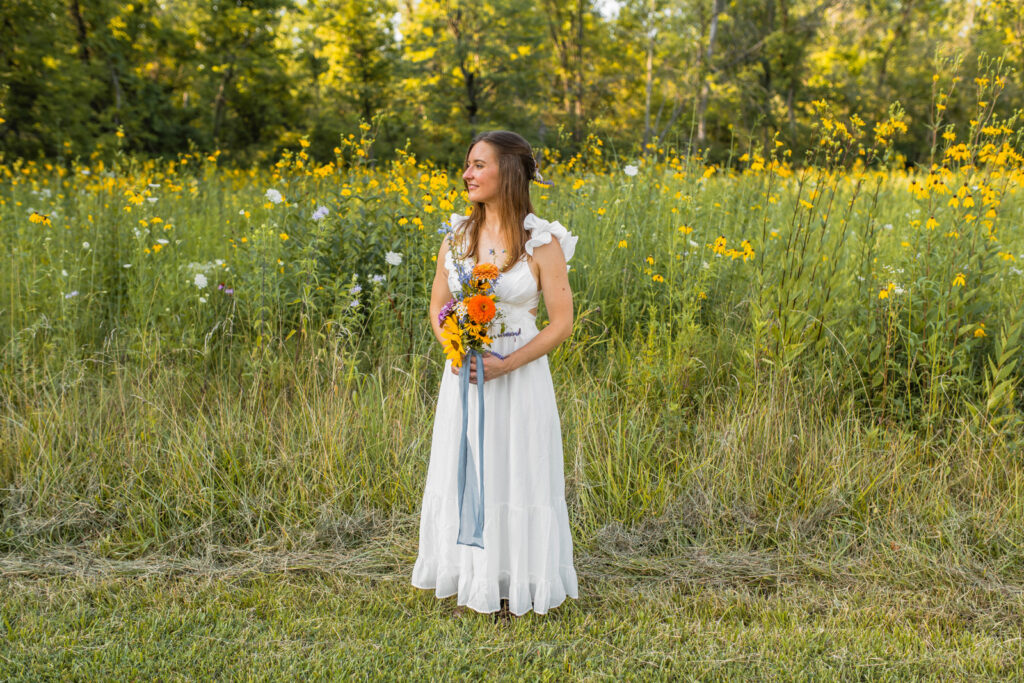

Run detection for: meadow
[[3, 72, 1024, 678]]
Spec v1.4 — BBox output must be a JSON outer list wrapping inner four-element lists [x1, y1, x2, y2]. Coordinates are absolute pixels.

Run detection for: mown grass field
[[3, 72, 1024, 677]]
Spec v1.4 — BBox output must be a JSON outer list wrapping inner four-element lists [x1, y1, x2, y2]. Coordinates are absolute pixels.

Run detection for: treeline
[[1, 0, 1022, 166]]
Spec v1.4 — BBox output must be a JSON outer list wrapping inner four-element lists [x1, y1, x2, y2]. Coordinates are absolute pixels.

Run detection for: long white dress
[[411, 212, 580, 616]]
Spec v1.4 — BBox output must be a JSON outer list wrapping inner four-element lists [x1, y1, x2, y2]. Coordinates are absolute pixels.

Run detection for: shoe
[[493, 598, 513, 625]]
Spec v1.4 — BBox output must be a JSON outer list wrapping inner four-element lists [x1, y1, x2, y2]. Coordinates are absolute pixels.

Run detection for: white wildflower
[[146, 197, 158, 203], [199, 296, 207, 303], [64, 291, 79, 299], [82, 242, 90, 249], [385, 251, 403, 266], [265, 188, 283, 204], [194, 273, 208, 289], [312, 206, 329, 221], [349, 299, 360, 308], [624, 164, 639, 177], [123, 263, 131, 268], [156, 238, 169, 245], [61, 269, 68, 277]]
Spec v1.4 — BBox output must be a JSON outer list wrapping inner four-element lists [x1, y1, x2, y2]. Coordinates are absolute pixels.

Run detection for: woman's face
[[462, 141, 501, 206]]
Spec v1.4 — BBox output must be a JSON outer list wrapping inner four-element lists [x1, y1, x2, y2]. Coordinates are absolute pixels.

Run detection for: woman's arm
[[471, 240, 573, 383], [429, 238, 453, 347]]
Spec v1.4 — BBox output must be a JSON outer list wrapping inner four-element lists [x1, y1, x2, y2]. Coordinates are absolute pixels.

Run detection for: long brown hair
[[458, 130, 538, 271]]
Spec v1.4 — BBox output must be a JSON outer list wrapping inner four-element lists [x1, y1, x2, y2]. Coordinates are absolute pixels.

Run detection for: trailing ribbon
[[456, 349, 486, 548]]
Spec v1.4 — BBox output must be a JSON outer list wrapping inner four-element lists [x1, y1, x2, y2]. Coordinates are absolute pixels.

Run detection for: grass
[[4, 537, 1023, 680]]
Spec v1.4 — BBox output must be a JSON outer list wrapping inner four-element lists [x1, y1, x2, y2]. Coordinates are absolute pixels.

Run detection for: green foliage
[[2, 1, 1021, 164]]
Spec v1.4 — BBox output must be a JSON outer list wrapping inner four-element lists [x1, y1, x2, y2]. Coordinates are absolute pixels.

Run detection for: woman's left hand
[[467, 352, 511, 384]]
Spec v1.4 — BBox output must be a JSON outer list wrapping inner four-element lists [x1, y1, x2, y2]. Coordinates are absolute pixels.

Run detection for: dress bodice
[[443, 212, 578, 322]]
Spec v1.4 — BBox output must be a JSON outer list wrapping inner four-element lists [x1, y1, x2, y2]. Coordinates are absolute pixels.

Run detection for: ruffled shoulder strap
[[448, 212, 471, 230], [523, 213, 578, 263], [442, 212, 471, 272]]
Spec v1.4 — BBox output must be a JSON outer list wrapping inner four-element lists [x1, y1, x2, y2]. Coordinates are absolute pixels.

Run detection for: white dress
[[411, 212, 580, 616]]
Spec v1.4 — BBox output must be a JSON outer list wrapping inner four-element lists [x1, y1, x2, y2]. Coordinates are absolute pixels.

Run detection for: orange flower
[[472, 262, 500, 281], [466, 294, 496, 324], [471, 262, 500, 291]]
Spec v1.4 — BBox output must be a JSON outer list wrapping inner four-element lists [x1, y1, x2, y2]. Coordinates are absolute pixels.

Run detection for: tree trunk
[[696, 0, 725, 148], [642, 1, 656, 148], [212, 62, 236, 144], [68, 0, 91, 62], [572, 0, 584, 142]]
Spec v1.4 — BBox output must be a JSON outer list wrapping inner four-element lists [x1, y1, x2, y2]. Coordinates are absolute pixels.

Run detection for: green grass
[[4, 539, 1023, 680]]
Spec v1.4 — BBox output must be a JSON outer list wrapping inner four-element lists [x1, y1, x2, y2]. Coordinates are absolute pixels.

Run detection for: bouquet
[[438, 229, 512, 369]]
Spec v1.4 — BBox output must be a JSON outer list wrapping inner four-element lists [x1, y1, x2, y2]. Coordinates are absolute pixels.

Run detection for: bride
[[411, 130, 579, 620]]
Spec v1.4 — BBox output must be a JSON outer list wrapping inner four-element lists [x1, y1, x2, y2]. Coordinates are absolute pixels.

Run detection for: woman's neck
[[478, 203, 504, 235]]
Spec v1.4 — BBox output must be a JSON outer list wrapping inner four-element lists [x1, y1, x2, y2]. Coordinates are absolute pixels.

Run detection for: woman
[[411, 130, 579, 620]]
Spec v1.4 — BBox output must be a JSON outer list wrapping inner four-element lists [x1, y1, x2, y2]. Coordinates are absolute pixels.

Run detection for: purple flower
[[438, 298, 457, 326]]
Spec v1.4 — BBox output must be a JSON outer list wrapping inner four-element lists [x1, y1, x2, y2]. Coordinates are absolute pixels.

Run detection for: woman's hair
[[459, 130, 538, 270]]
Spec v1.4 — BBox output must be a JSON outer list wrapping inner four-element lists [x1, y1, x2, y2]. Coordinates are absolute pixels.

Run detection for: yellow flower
[[974, 324, 986, 338], [618, 240, 628, 248], [652, 274, 664, 283], [926, 216, 938, 230], [952, 273, 966, 287], [441, 317, 465, 368], [279, 232, 289, 241], [878, 288, 889, 300], [29, 211, 51, 225]]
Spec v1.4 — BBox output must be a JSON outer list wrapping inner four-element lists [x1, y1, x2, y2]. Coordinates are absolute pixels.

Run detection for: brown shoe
[[493, 598, 513, 625]]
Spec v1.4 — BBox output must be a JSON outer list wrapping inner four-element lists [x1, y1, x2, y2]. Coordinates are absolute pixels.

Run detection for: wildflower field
[[4, 73, 1024, 677]]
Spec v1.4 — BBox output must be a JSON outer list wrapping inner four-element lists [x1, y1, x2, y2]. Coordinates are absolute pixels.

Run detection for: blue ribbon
[[456, 349, 486, 548]]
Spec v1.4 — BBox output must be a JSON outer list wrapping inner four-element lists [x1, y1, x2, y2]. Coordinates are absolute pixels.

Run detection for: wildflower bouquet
[[438, 251, 505, 369]]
